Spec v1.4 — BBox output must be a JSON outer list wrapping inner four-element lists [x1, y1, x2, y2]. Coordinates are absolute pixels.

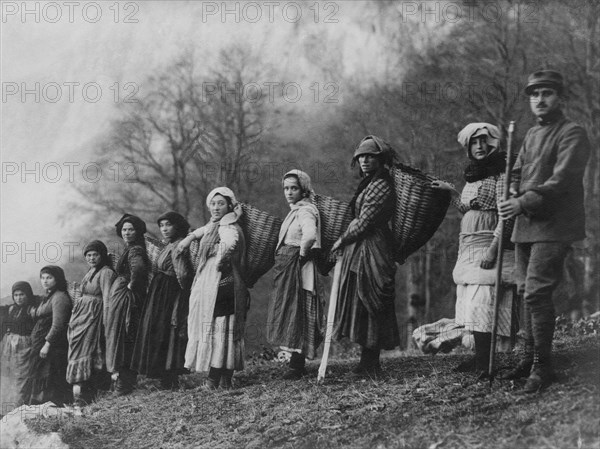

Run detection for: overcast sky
[[1, 1, 402, 296]]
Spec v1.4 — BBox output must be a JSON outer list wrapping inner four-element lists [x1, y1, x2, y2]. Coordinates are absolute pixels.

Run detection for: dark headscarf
[[40, 265, 68, 292], [83, 240, 111, 280], [12, 281, 34, 306], [157, 211, 190, 241], [115, 213, 147, 245], [350, 136, 396, 217]]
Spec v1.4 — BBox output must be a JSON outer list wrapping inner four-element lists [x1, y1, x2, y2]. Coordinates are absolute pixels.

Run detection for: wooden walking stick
[[317, 258, 343, 383], [489, 121, 515, 384]]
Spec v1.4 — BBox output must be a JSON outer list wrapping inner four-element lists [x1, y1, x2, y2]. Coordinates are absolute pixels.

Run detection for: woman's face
[[85, 250, 101, 268], [121, 222, 137, 243], [358, 154, 381, 175], [283, 177, 303, 204], [13, 290, 28, 307], [209, 194, 230, 220], [469, 135, 489, 160], [159, 219, 175, 240], [40, 273, 57, 291]]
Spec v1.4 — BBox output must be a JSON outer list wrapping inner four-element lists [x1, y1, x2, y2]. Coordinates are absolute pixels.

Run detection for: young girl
[[267, 170, 323, 379], [179, 187, 249, 389]]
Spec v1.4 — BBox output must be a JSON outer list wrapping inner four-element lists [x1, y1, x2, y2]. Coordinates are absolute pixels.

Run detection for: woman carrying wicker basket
[[179, 187, 250, 390], [431, 123, 515, 378], [105, 214, 150, 396], [132, 211, 193, 389], [330, 136, 401, 378], [267, 169, 323, 380], [67, 240, 116, 405]]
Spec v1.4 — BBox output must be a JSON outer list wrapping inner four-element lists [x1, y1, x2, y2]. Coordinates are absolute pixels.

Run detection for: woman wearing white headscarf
[[267, 170, 323, 379], [178, 187, 249, 389], [432, 123, 516, 378]]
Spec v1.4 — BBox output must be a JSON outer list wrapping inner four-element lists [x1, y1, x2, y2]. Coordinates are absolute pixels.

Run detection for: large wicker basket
[[145, 236, 166, 285], [238, 203, 282, 288], [391, 163, 450, 263], [311, 164, 450, 272], [67, 281, 82, 300], [141, 205, 281, 288], [311, 194, 353, 274], [107, 237, 166, 286]]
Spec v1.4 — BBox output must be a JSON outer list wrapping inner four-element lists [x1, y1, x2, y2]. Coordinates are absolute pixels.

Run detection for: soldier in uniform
[[498, 70, 590, 392]]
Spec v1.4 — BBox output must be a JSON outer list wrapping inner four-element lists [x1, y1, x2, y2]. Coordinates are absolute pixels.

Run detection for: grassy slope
[[26, 332, 599, 449]]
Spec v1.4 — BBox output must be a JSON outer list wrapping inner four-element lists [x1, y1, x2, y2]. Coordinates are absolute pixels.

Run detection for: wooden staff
[[317, 258, 343, 383], [489, 121, 515, 383]]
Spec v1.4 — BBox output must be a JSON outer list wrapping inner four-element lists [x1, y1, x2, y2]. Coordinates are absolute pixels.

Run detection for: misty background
[[2, 0, 598, 350]]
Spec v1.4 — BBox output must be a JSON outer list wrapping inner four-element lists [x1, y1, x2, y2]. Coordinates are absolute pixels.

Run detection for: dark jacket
[[512, 111, 590, 243]]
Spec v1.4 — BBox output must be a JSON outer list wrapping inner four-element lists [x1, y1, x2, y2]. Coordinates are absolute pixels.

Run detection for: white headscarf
[[282, 169, 315, 199], [206, 186, 238, 208], [457, 123, 500, 157]]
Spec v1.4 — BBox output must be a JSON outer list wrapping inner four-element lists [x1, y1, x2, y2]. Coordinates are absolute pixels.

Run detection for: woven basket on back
[[311, 194, 353, 274], [145, 236, 166, 285], [310, 164, 450, 272], [140, 205, 281, 288], [67, 281, 82, 300], [109, 237, 165, 286], [391, 163, 450, 263], [238, 203, 282, 288]]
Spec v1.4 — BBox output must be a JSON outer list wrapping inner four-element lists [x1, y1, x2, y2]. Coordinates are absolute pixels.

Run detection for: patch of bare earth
[[25, 333, 599, 449]]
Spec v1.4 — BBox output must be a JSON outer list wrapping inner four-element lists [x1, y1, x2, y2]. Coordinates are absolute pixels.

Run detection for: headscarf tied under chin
[[197, 186, 241, 272], [457, 123, 506, 183], [40, 265, 68, 293], [282, 169, 315, 200]]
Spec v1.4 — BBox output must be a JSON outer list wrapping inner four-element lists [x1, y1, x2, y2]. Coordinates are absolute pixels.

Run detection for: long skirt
[[267, 246, 323, 359], [209, 315, 244, 370], [0, 333, 32, 410], [453, 210, 514, 337], [29, 318, 71, 405], [105, 277, 142, 374], [185, 257, 244, 372], [455, 284, 513, 336], [132, 272, 189, 377], [66, 294, 104, 384], [334, 233, 400, 350]]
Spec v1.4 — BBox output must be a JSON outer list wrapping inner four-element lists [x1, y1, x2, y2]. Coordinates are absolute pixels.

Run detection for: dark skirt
[[105, 276, 142, 373], [334, 229, 400, 350], [131, 272, 189, 377], [28, 317, 72, 405], [267, 246, 323, 359]]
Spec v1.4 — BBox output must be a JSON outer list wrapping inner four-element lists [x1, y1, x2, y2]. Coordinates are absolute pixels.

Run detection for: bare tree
[[75, 45, 269, 225]]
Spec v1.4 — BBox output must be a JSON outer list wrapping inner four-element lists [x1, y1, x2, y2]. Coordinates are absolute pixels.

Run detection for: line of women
[[1, 125, 512, 409]]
